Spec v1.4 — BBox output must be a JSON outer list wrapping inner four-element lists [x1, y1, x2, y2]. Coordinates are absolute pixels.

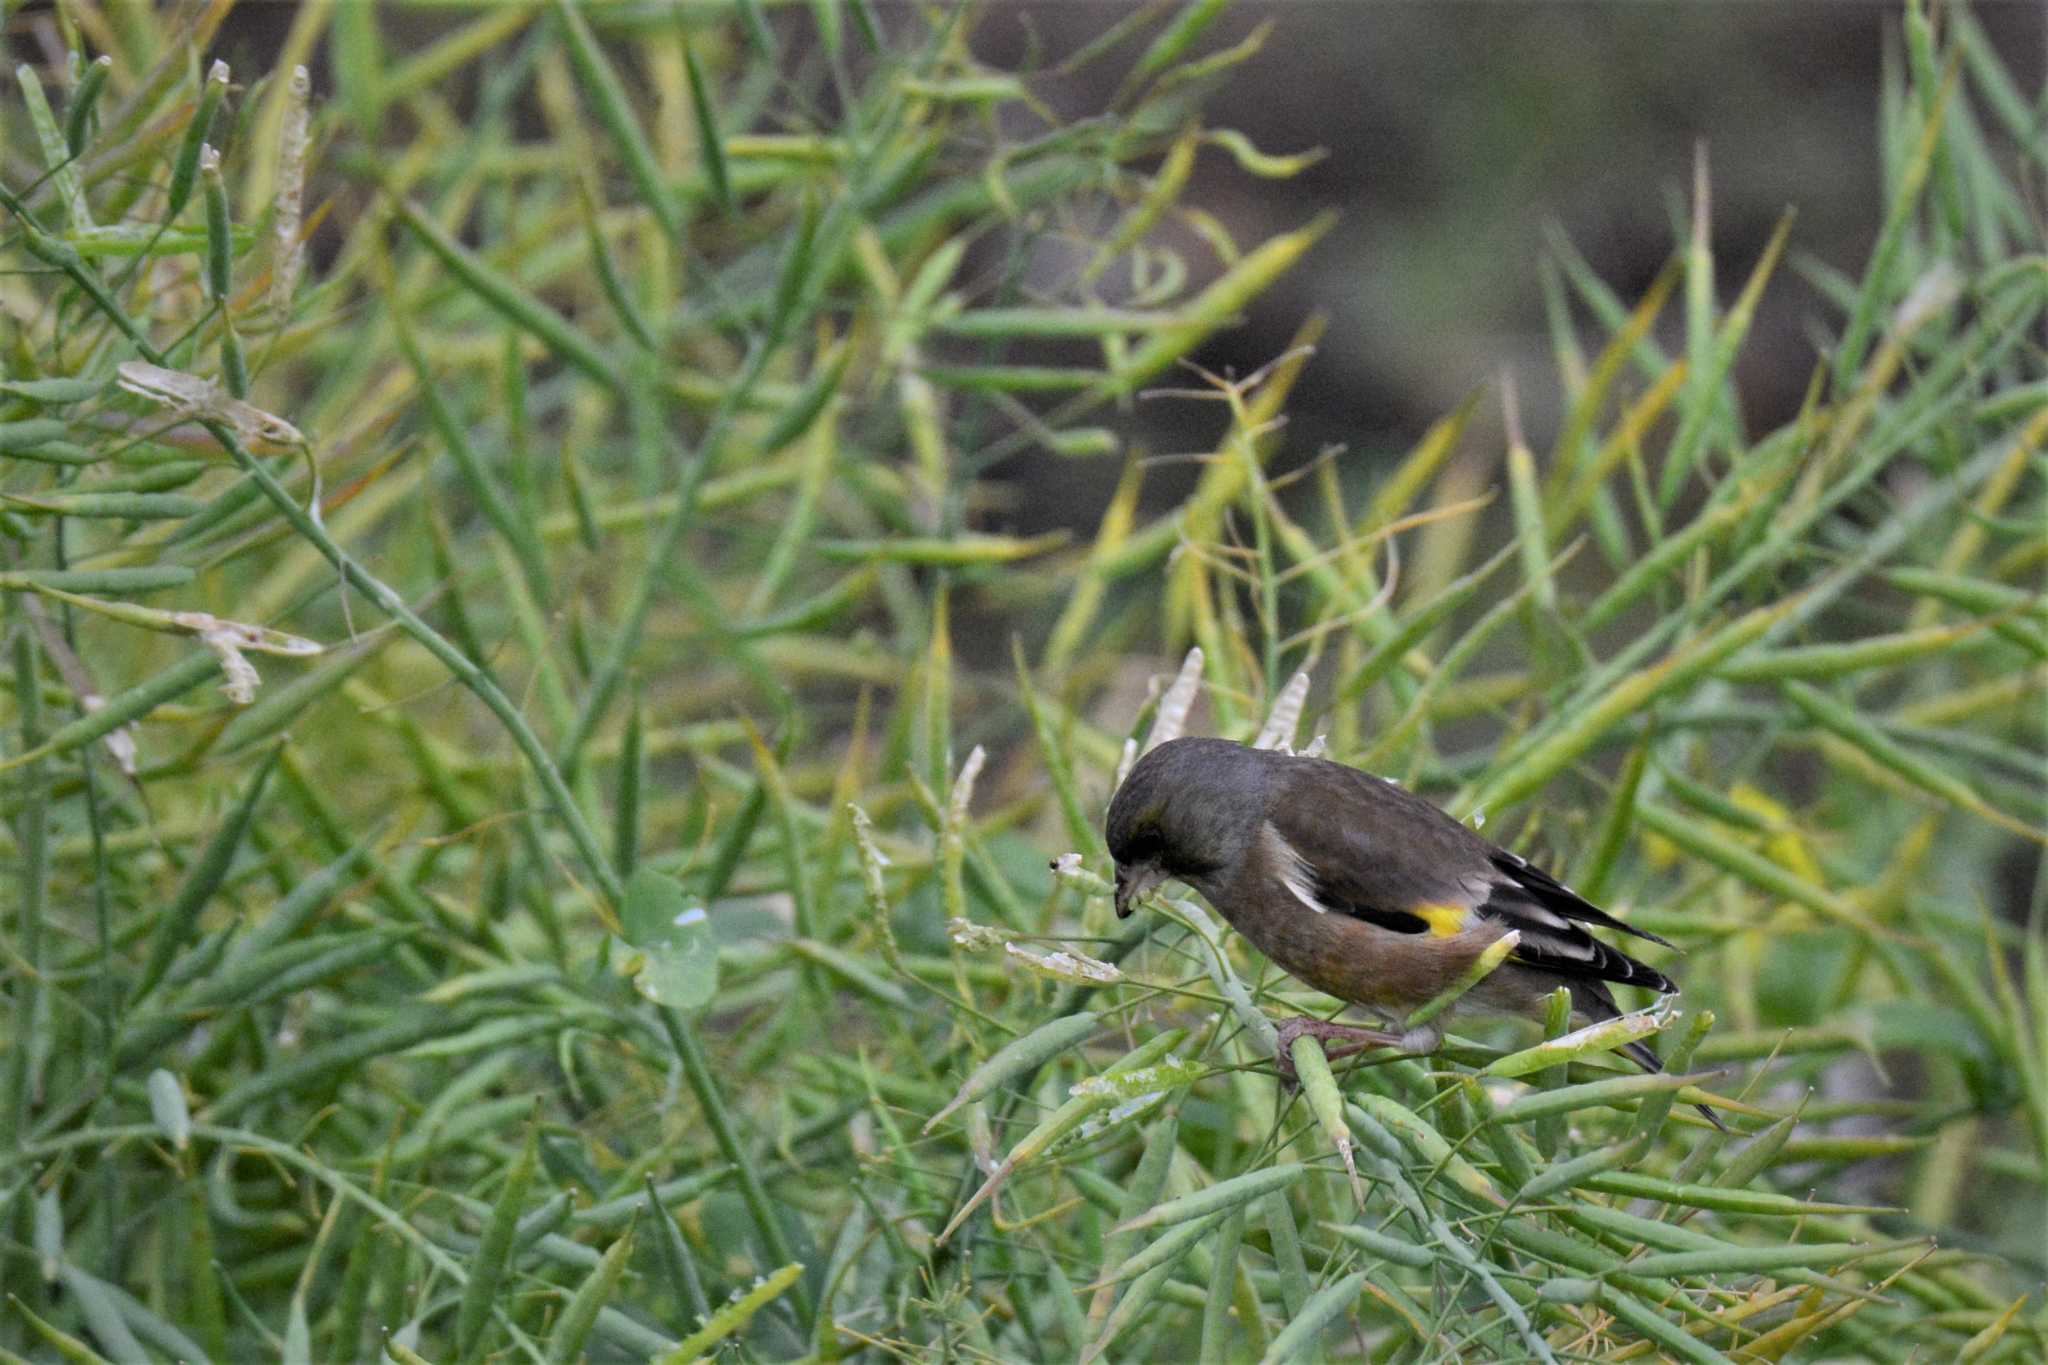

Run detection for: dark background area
[[982, 1, 2047, 528]]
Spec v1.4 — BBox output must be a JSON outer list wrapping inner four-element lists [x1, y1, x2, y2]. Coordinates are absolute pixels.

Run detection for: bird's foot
[[1271, 1016, 1410, 1088]]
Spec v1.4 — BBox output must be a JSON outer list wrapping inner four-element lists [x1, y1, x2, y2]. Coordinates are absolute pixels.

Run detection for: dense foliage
[[1, 2, 2042, 1361]]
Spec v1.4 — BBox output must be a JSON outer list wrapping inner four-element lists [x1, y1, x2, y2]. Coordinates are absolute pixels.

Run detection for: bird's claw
[[1270, 1016, 1410, 1089]]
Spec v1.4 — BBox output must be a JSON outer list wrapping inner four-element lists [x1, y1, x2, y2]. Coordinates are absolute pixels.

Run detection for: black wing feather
[[1302, 865, 1430, 935], [1478, 851, 1676, 992], [1480, 877, 1676, 992], [1488, 850, 1674, 948]]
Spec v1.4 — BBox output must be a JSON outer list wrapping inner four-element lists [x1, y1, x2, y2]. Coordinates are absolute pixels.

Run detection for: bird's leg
[[1392, 1018, 1444, 1056], [1271, 1016, 1407, 1087]]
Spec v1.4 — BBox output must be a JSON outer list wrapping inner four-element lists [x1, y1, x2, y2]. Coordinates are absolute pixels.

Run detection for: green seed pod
[[64, 54, 113, 155], [166, 61, 230, 223], [201, 146, 231, 302]]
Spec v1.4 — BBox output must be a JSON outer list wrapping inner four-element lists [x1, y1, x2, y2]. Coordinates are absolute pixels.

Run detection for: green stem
[[6, 631, 47, 1158], [659, 1007, 813, 1319], [557, 339, 776, 777]]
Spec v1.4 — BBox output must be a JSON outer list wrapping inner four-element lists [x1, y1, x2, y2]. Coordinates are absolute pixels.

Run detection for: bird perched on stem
[[1106, 736, 1713, 1120]]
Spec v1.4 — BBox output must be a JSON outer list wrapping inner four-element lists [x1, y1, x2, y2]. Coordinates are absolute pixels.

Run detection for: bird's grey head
[[1104, 737, 1271, 918]]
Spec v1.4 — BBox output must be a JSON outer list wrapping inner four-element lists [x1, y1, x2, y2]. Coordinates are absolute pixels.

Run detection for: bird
[[1104, 736, 1716, 1122]]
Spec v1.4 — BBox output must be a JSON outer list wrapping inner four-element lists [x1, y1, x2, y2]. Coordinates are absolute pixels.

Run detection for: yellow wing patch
[[1414, 903, 1469, 938]]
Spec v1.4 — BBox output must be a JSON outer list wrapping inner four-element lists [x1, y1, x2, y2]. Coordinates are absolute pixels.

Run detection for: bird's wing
[[1266, 762, 1492, 935], [1471, 865, 1675, 993], [1487, 847, 1673, 947], [1269, 760, 1675, 994]]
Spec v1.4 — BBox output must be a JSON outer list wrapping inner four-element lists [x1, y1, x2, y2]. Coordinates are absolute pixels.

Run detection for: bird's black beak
[[1113, 865, 1163, 919]]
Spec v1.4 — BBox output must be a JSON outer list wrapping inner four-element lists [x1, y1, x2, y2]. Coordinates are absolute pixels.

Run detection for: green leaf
[[621, 867, 718, 1011]]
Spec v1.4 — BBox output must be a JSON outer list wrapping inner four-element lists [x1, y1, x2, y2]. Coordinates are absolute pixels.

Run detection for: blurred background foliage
[[0, 1, 2043, 1361]]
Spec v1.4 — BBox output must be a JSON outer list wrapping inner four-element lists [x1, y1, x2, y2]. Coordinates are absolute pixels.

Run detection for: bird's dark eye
[[1124, 829, 1163, 863]]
